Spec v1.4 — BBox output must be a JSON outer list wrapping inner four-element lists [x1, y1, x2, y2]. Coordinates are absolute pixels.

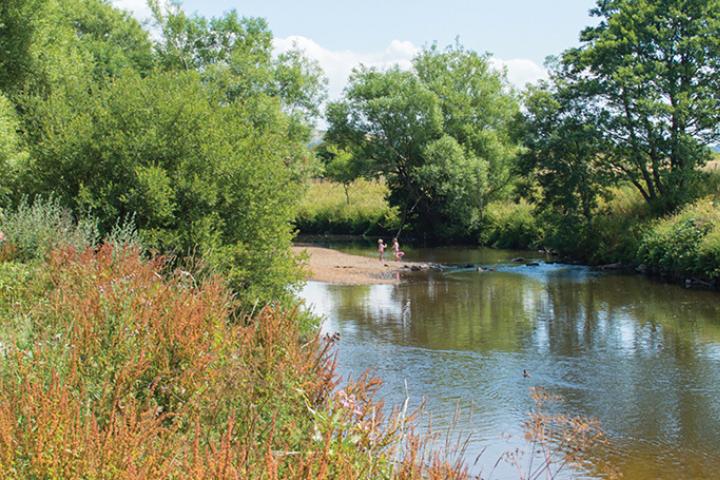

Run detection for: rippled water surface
[[299, 246, 720, 479]]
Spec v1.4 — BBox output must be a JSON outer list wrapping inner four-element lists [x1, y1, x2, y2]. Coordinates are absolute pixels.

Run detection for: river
[[298, 245, 720, 479]]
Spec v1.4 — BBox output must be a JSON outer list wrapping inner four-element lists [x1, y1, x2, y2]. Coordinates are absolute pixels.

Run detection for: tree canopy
[[557, 0, 720, 210], [1, 0, 326, 306], [325, 43, 519, 241]]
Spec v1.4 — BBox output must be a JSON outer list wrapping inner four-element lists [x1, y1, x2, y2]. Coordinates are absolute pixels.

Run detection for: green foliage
[[58, 0, 154, 80], [517, 83, 610, 231], [19, 70, 305, 305], [481, 200, 543, 249], [322, 146, 365, 204], [3, 0, 326, 307], [295, 179, 399, 235], [150, 2, 326, 151], [587, 186, 651, 264], [0, 0, 47, 93], [637, 198, 720, 280], [326, 42, 519, 241], [0, 94, 26, 206], [558, 0, 720, 210], [417, 135, 489, 239]]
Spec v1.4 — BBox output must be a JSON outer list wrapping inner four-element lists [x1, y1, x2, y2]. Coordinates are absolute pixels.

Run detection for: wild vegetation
[[0, 201, 612, 479], [0, 0, 326, 306], [295, 179, 399, 236], [1, 0, 720, 476], [323, 43, 519, 241], [314, 0, 720, 286]]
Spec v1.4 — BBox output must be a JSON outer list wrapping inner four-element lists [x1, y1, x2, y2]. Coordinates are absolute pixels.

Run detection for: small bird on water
[[522, 369, 530, 378]]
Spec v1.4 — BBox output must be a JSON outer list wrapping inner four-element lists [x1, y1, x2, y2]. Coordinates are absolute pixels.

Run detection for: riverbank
[[293, 245, 424, 285]]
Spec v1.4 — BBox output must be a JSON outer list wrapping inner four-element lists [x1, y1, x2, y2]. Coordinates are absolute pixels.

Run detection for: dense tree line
[[0, 0, 326, 305], [321, 0, 720, 257]]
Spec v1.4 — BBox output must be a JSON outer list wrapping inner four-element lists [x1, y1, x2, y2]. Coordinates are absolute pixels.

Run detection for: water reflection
[[300, 247, 720, 479]]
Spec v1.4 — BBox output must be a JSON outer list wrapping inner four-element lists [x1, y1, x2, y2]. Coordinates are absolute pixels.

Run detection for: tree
[[325, 43, 518, 241], [560, 0, 720, 210], [0, 0, 47, 94], [322, 146, 362, 204], [6, 0, 325, 306], [150, 2, 326, 177], [20, 71, 304, 306], [516, 81, 610, 250]]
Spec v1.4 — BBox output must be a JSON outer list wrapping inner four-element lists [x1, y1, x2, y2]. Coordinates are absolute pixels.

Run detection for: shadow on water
[[299, 245, 720, 479]]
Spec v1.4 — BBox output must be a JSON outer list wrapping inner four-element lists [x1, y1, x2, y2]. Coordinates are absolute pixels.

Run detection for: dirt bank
[[292, 245, 423, 285]]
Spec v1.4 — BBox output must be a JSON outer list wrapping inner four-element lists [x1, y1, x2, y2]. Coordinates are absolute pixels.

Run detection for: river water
[[298, 246, 720, 479]]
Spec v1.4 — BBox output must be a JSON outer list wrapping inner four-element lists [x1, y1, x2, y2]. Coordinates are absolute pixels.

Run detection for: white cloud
[[274, 36, 547, 100], [111, 0, 153, 21], [489, 58, 549, 88], [273, 36, 421, 100]]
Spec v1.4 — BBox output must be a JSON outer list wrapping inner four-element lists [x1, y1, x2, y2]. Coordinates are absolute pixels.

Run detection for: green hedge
[[637, 198, 720, 281]]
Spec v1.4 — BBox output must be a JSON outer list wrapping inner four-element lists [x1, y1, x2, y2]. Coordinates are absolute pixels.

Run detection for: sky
[[113, 0, 598, 99]]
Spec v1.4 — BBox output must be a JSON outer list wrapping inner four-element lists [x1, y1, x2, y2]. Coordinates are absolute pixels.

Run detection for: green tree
[[325, 43, 518, 241], [0, 0, 47, 94], [560, 0, 720, 210], [150, 2, 326, 177], [322, 146, 363, 204], [21, 71, 303, 306], [6, 0, 326, 306], [516, 81, 610, 252]]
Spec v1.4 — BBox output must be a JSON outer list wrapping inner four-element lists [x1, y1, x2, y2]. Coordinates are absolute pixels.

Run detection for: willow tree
[[325, 43, 519, 241]]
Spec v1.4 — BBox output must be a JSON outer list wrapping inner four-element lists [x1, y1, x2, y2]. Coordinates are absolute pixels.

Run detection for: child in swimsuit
[[377, 239, 387, 261], [392, 238, 405, 261]]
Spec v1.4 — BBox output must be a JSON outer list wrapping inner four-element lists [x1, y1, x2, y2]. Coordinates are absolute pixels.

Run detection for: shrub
[[0, 196, 98, 262], [17, 71, 304, 307], [481, 200, 543, 249], [586, 185, 652, 264], [0, 93, 26, 206], [637, 197, 720, 280]]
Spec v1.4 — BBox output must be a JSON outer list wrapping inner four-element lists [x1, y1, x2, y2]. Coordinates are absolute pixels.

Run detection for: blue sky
[[114, 0, 599, 98]]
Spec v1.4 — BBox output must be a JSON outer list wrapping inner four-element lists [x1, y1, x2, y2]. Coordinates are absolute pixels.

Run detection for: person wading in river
[[392, 238, 405, 261], [377, 238, 387, 262]]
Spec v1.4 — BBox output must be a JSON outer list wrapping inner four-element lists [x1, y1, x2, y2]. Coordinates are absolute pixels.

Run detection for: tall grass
[[295, 179, 399, 236], [0, 243, 477, 478], [481, 200, 543, 249]]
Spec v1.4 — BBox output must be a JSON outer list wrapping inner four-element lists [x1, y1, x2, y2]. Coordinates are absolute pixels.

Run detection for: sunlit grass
[[296, 179, 399, 235]]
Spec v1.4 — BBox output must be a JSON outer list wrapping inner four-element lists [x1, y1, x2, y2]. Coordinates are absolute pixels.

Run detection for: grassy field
[[295, 179, 399, 236]]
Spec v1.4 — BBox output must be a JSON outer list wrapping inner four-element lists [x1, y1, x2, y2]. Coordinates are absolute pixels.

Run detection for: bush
[[481, 200, 543, 249], [637, 197, 720, 280], [295, 179, 399, 235], [0, 93, 26, 206], [585, 185, 652, 264], [18, 71, 304, 307], [0, 196, 98, 262]]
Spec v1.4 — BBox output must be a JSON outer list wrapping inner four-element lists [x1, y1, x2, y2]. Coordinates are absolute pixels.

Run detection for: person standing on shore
[[377, 239, 387, 262], [392, 238, 405, 261]]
